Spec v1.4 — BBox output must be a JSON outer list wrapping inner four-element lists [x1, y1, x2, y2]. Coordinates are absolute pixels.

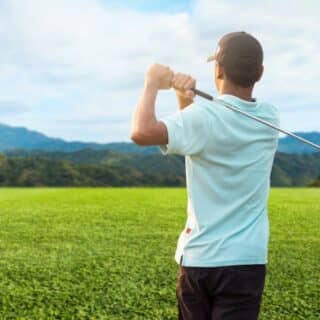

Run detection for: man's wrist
[[144, 78, 160, 91], [174, 91, 192, 110], [176, 91, 193, 104]]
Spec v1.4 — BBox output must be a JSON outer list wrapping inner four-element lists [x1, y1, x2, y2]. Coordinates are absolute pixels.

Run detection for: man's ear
[[216, 63, 224, 80], [256, 65, 264, 82]]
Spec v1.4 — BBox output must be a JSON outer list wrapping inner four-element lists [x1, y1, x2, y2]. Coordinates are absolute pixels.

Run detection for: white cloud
[[0, 0, 319, 142]]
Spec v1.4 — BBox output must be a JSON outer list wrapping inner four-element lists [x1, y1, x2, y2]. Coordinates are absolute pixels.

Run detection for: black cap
[[207, 31, 263, 87]]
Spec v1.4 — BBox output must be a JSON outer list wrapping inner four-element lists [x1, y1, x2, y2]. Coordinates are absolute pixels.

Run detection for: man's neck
[[219, 82, 254, 102]]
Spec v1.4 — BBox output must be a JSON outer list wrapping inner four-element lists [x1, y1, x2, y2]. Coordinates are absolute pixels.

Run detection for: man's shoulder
[[191, 99, 221, 117], [259, 101, 279, 113], [192, 98, 280, 124], [257, 101, 280, 123]]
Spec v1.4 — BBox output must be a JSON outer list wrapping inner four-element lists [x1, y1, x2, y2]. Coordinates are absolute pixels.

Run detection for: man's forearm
[[131, 81, 158, 135], [131, 63, 173, 146]]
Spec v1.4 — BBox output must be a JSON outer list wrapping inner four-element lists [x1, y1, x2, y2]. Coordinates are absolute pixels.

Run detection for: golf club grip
[[192, 88, 213, 101]]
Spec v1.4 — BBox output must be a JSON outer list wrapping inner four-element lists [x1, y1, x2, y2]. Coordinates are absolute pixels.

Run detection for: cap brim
[[206, 54, 216, 62]]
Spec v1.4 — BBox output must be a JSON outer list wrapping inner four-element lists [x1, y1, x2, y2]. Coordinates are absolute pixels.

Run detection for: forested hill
[[271, 152, 320, 186], [1, 149, 320, 187], [0, 123, 319, 187], [1, 123, 319, 154], [309, 177, 320, 186]]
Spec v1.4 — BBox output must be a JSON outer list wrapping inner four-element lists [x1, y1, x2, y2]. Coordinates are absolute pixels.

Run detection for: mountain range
[[0, 123, 319, 154], [0, 123, 319, 187], [0, 123, 158, 154]]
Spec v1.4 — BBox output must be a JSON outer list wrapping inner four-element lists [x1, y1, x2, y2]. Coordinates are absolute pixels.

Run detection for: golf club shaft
[[191, 88, 320, 151]]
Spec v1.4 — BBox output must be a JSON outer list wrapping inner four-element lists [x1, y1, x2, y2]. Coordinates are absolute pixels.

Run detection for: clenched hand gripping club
[[191, 88, 320, 152]]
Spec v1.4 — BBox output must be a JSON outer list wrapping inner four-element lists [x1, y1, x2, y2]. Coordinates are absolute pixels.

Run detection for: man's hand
[[145, 63, 174, 89], [172, 73, 196, 99], [172, 73, 196, 109]]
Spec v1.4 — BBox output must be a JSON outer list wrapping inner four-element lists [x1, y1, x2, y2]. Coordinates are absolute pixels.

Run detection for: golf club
[[191, 88, 320, 152]]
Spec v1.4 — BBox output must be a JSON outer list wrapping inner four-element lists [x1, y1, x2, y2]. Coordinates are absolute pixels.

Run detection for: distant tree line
[[308, 176, 320, 187], [0, 154, 184, 187], [0, 150, 319, 187]]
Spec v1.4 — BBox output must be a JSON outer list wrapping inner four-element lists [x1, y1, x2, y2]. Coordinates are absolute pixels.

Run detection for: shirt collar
[[217, 94, 259, 110]]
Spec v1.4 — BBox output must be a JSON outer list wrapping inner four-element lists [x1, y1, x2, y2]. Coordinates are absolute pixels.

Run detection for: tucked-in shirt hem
[[178, 257, 267, 267]]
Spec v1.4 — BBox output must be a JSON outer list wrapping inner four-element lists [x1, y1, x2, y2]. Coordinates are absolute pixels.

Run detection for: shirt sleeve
[[158, 102, 211, 156]]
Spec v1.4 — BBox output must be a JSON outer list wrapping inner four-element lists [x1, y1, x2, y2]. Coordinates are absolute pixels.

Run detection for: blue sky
[[105, 0, 193, 13], [0, 0, 319, 142]]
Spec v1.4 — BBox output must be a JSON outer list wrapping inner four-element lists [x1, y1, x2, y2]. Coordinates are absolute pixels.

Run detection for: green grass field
[[0, 188, 319, 319]]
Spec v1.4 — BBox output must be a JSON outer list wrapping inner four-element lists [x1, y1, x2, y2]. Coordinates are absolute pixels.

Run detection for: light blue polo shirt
[[159, 94, 279, 267]]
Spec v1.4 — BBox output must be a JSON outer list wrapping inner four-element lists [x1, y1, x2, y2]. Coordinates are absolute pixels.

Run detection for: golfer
[[131, 31, 279, 320]]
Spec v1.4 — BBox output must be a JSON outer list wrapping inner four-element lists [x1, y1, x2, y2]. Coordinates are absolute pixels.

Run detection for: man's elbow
[[131, 122, 167, 146], [131, 130, 151, 146]]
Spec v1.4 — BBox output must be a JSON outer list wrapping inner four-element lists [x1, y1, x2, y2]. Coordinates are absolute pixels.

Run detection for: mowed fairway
[[0, 188, 319, 320]]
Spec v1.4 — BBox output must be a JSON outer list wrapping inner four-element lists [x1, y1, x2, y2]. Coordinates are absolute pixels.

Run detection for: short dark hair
[[215, 32, 263, 88]]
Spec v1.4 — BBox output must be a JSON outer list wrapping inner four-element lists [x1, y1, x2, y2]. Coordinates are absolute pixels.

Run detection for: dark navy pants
[[176, 263, 266, 320]]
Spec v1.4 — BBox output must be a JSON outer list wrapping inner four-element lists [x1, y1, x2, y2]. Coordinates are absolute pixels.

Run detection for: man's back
[[160, 94, 279, 267], [131, 30, 277, 320]]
